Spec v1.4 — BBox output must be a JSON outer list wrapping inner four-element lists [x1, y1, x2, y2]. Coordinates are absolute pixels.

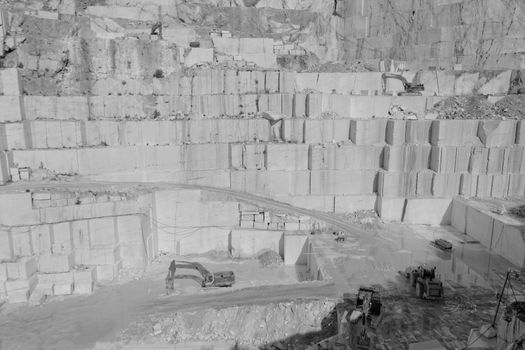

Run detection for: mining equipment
[[165, 260, 235, 292], [404, 265, 444, 300]]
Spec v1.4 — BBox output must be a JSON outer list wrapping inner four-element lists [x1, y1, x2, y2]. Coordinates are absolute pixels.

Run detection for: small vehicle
[[431, 238, 453, 251], [165, 260, 235, 292], [334, 231, 346, 242], [404, 265, 444, 300]]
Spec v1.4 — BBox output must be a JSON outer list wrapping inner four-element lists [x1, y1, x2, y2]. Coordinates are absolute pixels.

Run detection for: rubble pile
[[492, 95, 525, 119], [433, 95, 525, 120], [337, 210, 381, 230], [119, 299, 337, 349], [257, 250, 283, 268], [308, 60, 371, 73]]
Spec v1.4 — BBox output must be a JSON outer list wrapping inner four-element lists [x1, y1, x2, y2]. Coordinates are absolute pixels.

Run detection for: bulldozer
[[382, 72, 424, 96], [404, 265, 444, 300], [165, 260, 235, 292]]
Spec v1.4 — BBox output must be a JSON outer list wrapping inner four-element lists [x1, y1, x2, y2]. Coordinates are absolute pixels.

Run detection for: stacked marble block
[[0, 68, 23, 184], [0, 257, 38, 303], [377, 118, 525, 222], [451, 198, 525, 268], [0, 194, 147, 303], [31, 191, 125, 283], [0, 223, 100, 302], [238, 203, 313, 231], [36, 253, 97, 299], [344, 0, 525, 70], [0, 256, 97, 304]]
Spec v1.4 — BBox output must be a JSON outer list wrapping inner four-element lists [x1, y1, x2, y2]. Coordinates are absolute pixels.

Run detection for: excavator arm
[[165, 260, 235, 292], [381, 72, 424, 95], [165, 260, 214, 291]]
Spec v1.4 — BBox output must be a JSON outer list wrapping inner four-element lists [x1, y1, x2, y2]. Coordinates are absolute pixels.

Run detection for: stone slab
[[386, 120, 406, 145], [230, 229, 283, 258], [465, 206, 494, 248], [334, 195, 377, 213], [478, 120, 517, 147], [75, 246, 119, 266], [266, 144, 309, 171], [89, 217, 118, 247], [451, 198, 468, 233], [377, 197, 405, 222], [350, 119, 387, 145], [177, 227, 231, 256], [281, 118, 304, 142], [284, 234, 308, 265], [0, 96, 24, 122], [274, 195, 335, 212], [310, 170, 377, 195], [430, 120, 480, 146], [38, 254, 73, 273], [432, 173, 461, 197], [403, 198, 452, 225]]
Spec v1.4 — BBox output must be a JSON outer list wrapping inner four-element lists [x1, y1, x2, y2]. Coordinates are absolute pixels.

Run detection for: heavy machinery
[[354, 287, 382, 328], [404, 265, 444, 300], [381, 72, 424, 96], [165, 260, 235, 292], [356, 329, 371, 350], [335, 231, 346, 243], [343, 287, 382, 349]]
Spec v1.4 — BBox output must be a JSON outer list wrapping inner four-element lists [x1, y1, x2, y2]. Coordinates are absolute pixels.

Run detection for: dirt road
[[2, 179, 371, 236], [0, 279, 336, 350]]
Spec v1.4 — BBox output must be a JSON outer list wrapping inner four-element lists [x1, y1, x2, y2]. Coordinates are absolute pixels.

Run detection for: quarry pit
[[1, 0, 525, 349]]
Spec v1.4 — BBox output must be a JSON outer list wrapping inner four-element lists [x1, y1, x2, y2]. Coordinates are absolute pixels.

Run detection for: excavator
[[165, 260, 235, 292], [404, 265, 444, 300], [381, 72, 424, 96]]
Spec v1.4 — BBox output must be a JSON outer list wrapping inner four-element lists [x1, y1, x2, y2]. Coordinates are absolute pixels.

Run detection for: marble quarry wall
[[1, 0, 525, 302], [344, 0, 525, 70], [0, 186, 317, 302], [1, 67, 524, 224]]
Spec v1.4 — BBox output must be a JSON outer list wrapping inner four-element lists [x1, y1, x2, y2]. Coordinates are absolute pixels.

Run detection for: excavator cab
[[382, 72, 424, 96]]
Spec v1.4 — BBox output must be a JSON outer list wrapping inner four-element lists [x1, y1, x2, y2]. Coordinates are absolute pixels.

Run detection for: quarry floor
[[0, 216, 518, 349]]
